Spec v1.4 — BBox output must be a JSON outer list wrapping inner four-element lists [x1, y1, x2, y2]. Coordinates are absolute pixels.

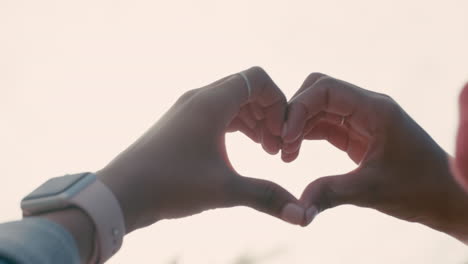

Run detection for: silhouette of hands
[[97, 67, 468, 244]]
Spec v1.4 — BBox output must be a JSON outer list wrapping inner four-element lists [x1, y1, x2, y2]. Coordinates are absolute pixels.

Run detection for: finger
[[305, 120, 349, 151], [454, 82, 468, 189], [346, 138, 368, 165], [249, 102, 265, 120], [264, 100, 286, 137], [282, 136, 303, 154], [291, 76, 360, 116], [242, 67, 287, 138], [281, 148, 300, 163], [300, 171, 370, 226], [239, 106, 257, 130], [289, 72, 327, 102], [260, 122, 281, 154], [230, 175, 306, 226], [286, 75, 385, 142], [305, 120, 368, 164], [283, 108, 350, 148], [246, 67, 285, 107], [202, 66, 286, 134], [236, 67, 287, 153], [282, 102, 308, 143], [227, 117, 260, 143], [282, 73, 327, 143], [226, 117, 241, 132]]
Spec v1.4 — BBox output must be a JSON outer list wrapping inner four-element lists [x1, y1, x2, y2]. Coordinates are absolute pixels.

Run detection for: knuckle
[[311, 175, 371, 210], [314, 75, 336, 87], [350, 175, 382, 207], [177, 88, 220, 123], [312, 177, 335, 210], [260, 182, 275, 205], [217, 170, 239, 205], [258, 182, 282, 213], [248, 66, 268, 77], [375, 94, 403, 121], [247, 66, 272, 88], [275, 89, 288, 104], [311, 76, 337, 109], [312, 76, 338, 97], [194, 100, 220, 122], [361, 178, 381, 201], [176, 88, 202, 104], [306, 72, 327, 84]]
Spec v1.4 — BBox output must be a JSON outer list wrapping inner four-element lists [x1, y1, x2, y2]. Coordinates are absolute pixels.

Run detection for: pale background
[[1, 0, 468, 263]]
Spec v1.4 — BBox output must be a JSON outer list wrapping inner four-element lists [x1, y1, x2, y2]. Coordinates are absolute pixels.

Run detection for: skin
[[95, 67, 305, 233], [42, 67, 306, 263], [39, 69, 468, 263], [452, 83, 468, 190], [282, 73, 468, 243]]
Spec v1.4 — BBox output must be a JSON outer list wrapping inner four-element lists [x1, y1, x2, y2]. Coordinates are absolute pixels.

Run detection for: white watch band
[[70, 173, 126, 263]]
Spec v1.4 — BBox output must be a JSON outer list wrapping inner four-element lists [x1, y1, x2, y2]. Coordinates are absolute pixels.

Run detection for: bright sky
[[1, 1, 468, 263]]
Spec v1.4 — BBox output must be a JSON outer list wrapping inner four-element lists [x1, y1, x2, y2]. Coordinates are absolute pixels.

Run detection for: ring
[[239, 72, 252, 97], [340, 116, 346, 126]]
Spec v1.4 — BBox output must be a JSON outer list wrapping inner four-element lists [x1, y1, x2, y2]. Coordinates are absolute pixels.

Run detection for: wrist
[[433, 207, 468, 244], [96, 167, 149, 233], [437, 190, 468, 244], [37, 208, 95, 264], [425, 158, 468, 244]]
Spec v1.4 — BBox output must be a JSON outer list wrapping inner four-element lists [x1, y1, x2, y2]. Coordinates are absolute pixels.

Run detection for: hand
[[282, 73, 468, 243], [97, 67, 305, 233]]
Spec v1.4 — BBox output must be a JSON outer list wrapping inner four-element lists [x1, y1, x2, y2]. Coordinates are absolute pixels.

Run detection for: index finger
[[203, 67, 286, 125], [283, 75, 385, 144], [239, 67, 287, 136]]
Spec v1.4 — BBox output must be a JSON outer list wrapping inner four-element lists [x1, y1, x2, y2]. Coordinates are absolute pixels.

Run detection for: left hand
[[97, 67, 305, 233], [281, 73, 468, 242]]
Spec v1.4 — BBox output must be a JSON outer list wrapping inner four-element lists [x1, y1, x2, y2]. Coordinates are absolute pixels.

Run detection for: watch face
[[22, 173, 88, 201]]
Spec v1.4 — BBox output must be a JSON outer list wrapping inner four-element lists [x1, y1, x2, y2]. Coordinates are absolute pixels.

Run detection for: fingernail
[[271, 140, 280, 155], [305, 206, 319, 226], [281, 124, 288, 138], [283, 143, 290, 153], [281, 203, 305, 225]]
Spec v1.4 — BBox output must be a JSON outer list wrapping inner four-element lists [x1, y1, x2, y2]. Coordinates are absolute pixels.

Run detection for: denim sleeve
[[0, 217, 80, 264]]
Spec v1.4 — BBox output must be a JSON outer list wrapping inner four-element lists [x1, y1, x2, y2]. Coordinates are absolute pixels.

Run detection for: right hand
[[282, 73, 468, 243]]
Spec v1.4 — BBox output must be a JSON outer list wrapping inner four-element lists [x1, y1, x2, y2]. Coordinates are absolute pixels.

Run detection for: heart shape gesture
[[98, 67, 468, 244]]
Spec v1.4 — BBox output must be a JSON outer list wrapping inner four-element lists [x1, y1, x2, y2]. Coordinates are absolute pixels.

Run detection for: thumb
[[229, 175, 306, 226], [300, 171, 368, 226]]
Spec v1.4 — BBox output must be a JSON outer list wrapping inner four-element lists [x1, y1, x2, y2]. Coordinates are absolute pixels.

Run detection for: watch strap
[[70, 173, 125, 264]]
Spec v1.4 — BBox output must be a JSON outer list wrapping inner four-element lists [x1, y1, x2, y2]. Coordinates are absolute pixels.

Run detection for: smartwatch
[[21, 172, 126, 264]]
